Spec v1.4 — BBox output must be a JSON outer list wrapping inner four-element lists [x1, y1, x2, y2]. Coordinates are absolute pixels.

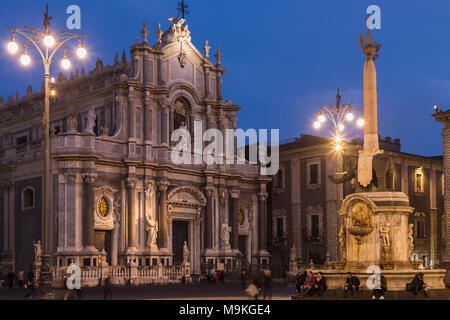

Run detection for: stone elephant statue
[[328, 154, 395, 192]]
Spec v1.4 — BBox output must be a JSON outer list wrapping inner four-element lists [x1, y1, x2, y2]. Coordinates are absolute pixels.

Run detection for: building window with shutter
[[415, 168, 424, 193]]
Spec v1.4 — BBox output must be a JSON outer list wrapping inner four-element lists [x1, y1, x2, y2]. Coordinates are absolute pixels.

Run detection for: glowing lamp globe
[[313, 121, 321, 129], [357, 118, 365, 127], [7, 40, 18, 54], [61, 57, 71, 70], [77, 46, 87, 59], [43, 35, 55, 47], [338, 123, 345, 132], [20, 53, 31, 66], [346, 112, 354, 121], [318, 114, 326, 123]]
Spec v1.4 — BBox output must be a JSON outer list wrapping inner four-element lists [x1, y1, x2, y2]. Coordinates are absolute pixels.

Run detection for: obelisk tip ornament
[[358, 17, 382, 187]]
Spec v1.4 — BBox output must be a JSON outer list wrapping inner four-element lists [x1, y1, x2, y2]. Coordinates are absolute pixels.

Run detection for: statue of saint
[[33, 240, 42, 265], [67, 114, 78, 132], [221, 223, 231, 249], [183, 241, 190, 262], [379, 222, 390, 247], [146, 216, 158, 247], [84, 106, 96, 134], [290, 246, 297, 262]]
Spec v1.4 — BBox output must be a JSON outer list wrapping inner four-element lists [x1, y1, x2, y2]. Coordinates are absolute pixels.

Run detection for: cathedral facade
[[0, 18, 270, 276]]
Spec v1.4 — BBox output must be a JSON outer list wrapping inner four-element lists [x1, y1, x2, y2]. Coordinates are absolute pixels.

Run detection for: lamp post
[[6, 3, 87, 299], [312, 88, 363, 260]]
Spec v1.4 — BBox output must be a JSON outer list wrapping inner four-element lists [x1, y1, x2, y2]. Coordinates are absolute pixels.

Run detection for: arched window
[[22, 187, 35, 210]]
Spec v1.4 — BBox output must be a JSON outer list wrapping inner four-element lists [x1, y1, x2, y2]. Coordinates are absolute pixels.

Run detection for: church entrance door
[[172, 220, 188, 265], [94, 230, 112, 265]]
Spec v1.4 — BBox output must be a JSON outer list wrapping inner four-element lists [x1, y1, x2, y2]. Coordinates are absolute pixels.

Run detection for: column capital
[[229, 189, 240, 199], [157, 181, 170, 191], [144, 97, 156, 108], [258, 192, 269, 202], [205, 186, 216, 197], [126, 177, 138, 188], [82, 173, 97, 184], [65, 172, 78, 184]]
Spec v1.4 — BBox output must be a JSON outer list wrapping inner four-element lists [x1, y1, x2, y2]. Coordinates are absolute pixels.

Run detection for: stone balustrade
[[46, 264, 191, 288]]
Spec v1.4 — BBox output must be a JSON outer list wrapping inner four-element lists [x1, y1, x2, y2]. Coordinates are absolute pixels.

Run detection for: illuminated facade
[[0, 17, 270, 276]]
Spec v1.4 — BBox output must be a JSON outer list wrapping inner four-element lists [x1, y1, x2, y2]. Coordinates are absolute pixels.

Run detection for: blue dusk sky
[[0, 0, 449, 156]]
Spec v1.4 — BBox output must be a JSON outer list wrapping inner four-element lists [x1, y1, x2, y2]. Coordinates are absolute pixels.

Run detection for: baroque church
[[0, 17, 271, 276]]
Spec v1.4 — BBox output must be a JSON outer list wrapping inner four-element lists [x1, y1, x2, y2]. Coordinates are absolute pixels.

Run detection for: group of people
[[295, 270, 328, 297], [5, 268, 35, 298], [200, 270, 226, 285], [294, 269, 429, 299]]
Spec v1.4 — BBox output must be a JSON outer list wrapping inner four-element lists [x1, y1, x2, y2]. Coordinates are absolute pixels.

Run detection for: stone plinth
[[337, 192, 414, 270]]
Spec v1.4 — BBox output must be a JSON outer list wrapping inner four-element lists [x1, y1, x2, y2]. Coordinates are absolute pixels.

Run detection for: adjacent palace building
[[0, 17, 271, 276]]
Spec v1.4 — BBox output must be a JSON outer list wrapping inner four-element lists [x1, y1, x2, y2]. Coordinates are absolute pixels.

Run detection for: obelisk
[[358, 25, 382, 187]]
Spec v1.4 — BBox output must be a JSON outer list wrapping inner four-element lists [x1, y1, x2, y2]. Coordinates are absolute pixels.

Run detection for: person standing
[[6, 269, 15, 290], [263, 270, 272, 300], [241, 270, 248, 290], [103, 275, 113, 300], [17, 269, 25, 288]]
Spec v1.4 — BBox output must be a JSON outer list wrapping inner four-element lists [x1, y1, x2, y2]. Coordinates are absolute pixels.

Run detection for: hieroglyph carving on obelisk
[[358, 20, 382, 187]]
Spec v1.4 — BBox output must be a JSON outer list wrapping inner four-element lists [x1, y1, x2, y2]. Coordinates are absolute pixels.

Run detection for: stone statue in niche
[[379, 222, 391, 247], [67, 114, 77, 132], [183, 241, 190, 262], [146, 216, 159, 247], [84, 106, 96, 134], [290, 246, 297, 262], [33, 240, 42, 265], [221, 223, 231, 249], [408, 223, 414, 253]]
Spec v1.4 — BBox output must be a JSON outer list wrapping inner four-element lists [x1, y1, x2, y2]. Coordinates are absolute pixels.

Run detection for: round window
[[97, 197, 109, 217]]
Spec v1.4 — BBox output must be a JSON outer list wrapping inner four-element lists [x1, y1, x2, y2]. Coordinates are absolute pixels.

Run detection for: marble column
[[158, 181, 169, 249], [82, 173, 97, 250], [258, 193, 268, 251], [127, 177, 137, 249], [229, 190, 240, 250], [204, 187, 215, 249]]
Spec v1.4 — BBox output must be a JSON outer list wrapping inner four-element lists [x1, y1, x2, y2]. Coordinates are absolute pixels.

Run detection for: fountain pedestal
[[331, 191, 446, 290]]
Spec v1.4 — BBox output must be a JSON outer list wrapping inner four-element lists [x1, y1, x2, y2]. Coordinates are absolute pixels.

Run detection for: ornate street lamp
[[6, 3, 87, 299], [313, 88, 364, 152], [313, 89, 363, 262]]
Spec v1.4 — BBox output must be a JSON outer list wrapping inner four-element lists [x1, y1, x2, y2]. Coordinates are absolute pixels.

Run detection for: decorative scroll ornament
[[347, 201, 373, 243]]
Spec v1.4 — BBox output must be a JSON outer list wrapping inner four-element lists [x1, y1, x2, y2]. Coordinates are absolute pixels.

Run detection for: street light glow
[[50, 89, 56, 96], [43, 34, 55, 47], [313, 121, 321, 129], [20, 52, 31, 66], [338, 123, 345, 132], [61, 56, 71, 70], [357, 117, 365, 127], [335, 143, 342, 151], [318, 114, 326, 123], [7, 39, 18, 54], [346, 112, 354, 121], [77, 45, 87, 59]]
